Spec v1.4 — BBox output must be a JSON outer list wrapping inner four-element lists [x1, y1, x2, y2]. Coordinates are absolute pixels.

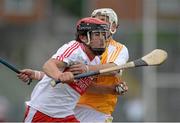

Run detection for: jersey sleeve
[[52, 44, 68, 59], [113, 45, 129, 66], [51, 41, 79, 66]]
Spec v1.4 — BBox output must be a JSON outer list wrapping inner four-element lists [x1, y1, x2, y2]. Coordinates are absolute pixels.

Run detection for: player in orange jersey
[[73, 8, 129, 122]]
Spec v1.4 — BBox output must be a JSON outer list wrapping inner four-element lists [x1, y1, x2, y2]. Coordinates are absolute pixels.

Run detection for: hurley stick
[[51, 49, 168, 87]]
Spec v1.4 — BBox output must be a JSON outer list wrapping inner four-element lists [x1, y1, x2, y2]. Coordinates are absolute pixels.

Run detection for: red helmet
[[76, 17, 109, 35]]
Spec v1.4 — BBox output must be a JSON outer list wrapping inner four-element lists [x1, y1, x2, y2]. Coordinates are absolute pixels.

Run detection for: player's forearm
[[87, 83, 116, 94], [43, 63, 60, 80], [43, 59, 64, 80], [87, 82, 128, 95]]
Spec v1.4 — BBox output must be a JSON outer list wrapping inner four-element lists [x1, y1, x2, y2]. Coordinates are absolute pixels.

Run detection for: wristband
[[34, 71, 41, 80]]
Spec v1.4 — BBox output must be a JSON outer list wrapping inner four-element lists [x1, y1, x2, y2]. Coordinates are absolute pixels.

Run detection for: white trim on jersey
[[24, 106, 36, 122]]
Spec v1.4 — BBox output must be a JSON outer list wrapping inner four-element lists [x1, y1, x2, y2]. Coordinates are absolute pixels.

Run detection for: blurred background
[[0, 0, 179, 122]]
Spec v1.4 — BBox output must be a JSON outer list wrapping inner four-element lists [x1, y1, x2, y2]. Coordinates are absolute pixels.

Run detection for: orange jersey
[[78, 39, 129, 114]]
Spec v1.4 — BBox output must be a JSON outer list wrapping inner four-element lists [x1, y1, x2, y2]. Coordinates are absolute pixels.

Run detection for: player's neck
[[81, 43, 95, 61]]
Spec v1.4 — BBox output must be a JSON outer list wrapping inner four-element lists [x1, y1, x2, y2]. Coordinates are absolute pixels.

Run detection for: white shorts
[[74, 105, 113, 122]]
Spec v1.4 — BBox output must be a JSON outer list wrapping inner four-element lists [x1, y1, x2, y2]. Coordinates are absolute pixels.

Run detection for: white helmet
[[91, 8, 118, 34]]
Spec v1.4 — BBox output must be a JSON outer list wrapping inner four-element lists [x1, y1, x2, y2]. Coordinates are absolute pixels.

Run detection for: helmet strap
[[110, 22, 116, 34], [86, 31, 91, 45], [80, 32, 90, 45]]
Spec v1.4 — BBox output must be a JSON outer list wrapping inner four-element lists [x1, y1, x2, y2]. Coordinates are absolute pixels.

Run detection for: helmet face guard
[[87, 30, 108, 55]]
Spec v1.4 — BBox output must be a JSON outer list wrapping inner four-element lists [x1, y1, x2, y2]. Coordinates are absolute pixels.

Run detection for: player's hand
[[115, 81, 128, 95], [17, 69, 35, 83], [58, 72, 74, 84], [68, 62, 89, 75]]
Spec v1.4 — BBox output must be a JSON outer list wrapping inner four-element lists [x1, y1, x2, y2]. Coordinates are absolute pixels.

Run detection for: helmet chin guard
[[86, 31, 91, 45], [90, 48, 105, 56]]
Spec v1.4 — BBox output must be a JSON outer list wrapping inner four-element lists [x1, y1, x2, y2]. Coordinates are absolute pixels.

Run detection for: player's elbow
[[42, 59, 53, 73]]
